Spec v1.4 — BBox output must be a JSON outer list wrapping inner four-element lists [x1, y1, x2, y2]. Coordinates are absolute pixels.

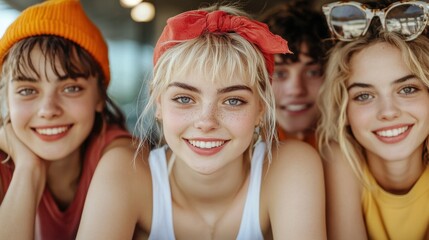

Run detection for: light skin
[[324, 42, 429, 239], [77, 71, 326, 239], [273, 43, 323, 139], [0, 46, 133, 239]]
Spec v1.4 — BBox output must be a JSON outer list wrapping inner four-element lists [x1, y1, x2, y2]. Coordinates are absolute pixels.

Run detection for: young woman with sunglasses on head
[[77, 4, 326, 239], [319, 0, 429, 239]]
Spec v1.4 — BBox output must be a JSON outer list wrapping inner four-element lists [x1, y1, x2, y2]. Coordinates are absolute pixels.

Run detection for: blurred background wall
[[0, 0, 331, 134]]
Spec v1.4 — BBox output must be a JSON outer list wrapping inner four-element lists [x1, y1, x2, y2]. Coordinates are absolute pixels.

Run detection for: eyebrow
[[12, 77, 38, 82], [347, 74, 417, 91], [167, 82, 253, 94]]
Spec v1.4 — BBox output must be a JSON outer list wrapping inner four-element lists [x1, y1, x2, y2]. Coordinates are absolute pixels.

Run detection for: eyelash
[[399, 85, 419, 95], [171, 96, 247, 106], [172, 96, 194, 104], [352, 85, 421, 102], [64, 85, 83, 93], [224, 97, 246, 106], [17, 88, 37, 96]]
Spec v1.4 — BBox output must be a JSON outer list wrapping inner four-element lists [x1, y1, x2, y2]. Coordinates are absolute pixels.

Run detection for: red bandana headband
[[153, 10, 291, 77]]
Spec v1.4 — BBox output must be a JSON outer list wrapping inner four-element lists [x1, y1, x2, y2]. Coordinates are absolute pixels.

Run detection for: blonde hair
[[137, 5, 277, 162], [317, 31, 429, 183]]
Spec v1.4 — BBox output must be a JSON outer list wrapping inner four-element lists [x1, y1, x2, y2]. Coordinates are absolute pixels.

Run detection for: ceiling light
[[120, 0, 142, 8], [131, 2, 155, 22]]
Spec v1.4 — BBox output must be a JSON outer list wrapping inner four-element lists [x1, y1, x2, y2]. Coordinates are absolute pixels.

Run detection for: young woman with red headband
[[77, 4, 326, 239]]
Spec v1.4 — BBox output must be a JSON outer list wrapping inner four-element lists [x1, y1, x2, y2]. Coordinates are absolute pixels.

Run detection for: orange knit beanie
[[0, 0, 110, 85]]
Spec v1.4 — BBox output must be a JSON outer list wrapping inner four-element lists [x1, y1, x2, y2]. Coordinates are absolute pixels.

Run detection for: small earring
[[253, 123, 262, 146]]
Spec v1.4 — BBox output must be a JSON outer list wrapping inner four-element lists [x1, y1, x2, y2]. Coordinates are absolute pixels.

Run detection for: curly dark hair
[[259, 0, 331, 65]]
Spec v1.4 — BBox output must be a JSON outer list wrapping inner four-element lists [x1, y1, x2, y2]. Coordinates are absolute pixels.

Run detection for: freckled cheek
[[219, 110, 257, 134], [161, 107, 196, 130]]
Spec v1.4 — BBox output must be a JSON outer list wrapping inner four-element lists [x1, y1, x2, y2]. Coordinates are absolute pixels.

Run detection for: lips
[[185, 138, 229, 156], [34, 126, 69, 135], [374, 126, 409, 138], [188, 139, 225, 149], [279, 103, 312, 112], [372, 124, 413, 144]]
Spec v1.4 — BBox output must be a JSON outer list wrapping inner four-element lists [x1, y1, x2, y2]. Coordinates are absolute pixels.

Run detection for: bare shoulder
[[270, 139, 322, 171], [261, 140, 326, 238], [96, 137, 152, 196], [78, 139, 153, 238], [262, 138, 324, 203]]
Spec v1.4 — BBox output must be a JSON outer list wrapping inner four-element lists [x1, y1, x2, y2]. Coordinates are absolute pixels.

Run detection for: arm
[[264, 140, 326, 239], [0, 124, 46, 240], [76, 139, 152, 239], [322, 143, 367, 240]]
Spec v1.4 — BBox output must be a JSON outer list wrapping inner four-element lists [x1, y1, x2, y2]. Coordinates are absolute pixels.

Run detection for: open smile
[[32, 124, 72, 141], [185, 138, 229, 156], [34, 125, 70, 135], [279, 103, 312, 112], [187, 139, 226, 149], [374, 125, 409, 138], [373, 124, 413, 144]]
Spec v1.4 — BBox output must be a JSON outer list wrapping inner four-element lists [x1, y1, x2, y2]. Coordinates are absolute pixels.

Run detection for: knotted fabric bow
[[153, 10, 291, 77]]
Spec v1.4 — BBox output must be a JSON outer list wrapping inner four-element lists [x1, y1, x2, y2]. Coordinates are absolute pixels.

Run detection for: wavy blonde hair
[[317, 31, 429, 183], [136, 5, 277, 163]]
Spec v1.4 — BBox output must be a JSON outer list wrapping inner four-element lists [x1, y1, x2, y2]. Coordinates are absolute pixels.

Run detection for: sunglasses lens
[[330, 5, 367, 39], [386, 4, 426, 39]]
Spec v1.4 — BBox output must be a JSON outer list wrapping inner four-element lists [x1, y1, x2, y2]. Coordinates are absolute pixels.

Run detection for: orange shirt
[[277, 126, 317, 150]]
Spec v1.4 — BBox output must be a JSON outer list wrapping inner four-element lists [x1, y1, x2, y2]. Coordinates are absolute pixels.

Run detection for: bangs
[[159, 33, 265, 87], [3, 35, 103, 82]]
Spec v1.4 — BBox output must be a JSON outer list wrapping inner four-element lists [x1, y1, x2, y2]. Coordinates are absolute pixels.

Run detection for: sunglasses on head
[[322, 1, 429, 41]]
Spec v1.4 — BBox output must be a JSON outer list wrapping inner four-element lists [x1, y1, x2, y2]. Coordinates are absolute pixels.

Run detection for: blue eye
[[64, 85, 82, 93], [354, 93, 373, 102], [174, 96, 193, 104], [225, 98, 245, 106], [399, 86, 418, 95], [17, 88, 36, 96]]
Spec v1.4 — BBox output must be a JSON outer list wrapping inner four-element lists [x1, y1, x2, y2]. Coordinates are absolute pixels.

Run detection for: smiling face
[[347, 42, 429, 163], [7, 45, 103, 161], [156, 72, 263, 175], [272, 44, 323, 136]]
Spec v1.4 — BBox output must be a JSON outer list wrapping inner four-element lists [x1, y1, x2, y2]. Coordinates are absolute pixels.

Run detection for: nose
[[193, 103, 220, 132], [283, 73, 307, 97], [37, 93, 62, 119], [376, 96, 400, 121]]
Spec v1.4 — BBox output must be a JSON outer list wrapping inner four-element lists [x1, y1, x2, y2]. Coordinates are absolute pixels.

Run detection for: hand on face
[[0, 123, 47, 187]]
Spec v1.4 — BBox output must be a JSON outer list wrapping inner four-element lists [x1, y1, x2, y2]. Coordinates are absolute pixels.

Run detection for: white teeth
[[36, 127, 68, 135], [188, 140, 225, 149], [376, 126, 408, 137], [285, 104, 307, 111]]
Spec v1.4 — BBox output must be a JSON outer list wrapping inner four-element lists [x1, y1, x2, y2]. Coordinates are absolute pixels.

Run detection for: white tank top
[[148, 141, 266, 240]]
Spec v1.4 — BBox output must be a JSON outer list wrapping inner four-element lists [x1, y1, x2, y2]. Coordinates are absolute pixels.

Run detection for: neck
[[367, 148, 426, 194], [46, 149, 82, 210], [171, 155, 249, 204]]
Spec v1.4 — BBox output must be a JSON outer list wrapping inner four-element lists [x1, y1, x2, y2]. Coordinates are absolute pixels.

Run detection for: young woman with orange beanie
[[0, 0, 135, 239], [77, 4, 326, 239]]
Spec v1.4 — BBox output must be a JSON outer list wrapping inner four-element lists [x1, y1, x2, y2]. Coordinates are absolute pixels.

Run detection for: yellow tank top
[[362, 166, 429, 240]]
